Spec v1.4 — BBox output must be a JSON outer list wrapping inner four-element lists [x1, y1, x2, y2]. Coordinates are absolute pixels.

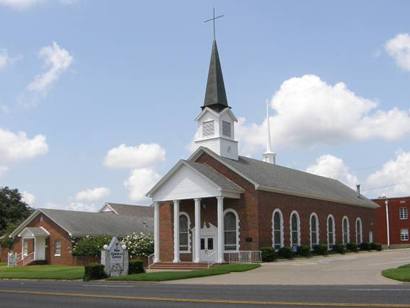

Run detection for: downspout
[[385, 198, 390, 248]]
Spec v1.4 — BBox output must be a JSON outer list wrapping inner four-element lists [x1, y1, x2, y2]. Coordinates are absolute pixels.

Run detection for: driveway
[[167, 248, 410, 285]]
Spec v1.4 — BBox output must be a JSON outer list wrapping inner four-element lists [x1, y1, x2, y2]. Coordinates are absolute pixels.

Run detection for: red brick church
[[147, 39, 378, 267]]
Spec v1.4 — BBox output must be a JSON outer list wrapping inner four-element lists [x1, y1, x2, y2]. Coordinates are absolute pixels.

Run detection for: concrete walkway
[[167, 248, 410, 285]]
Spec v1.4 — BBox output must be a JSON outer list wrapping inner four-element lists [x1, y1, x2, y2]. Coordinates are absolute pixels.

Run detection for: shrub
[[370, 242, 383, 251], [72, 235, 111, 257], [333, 243, 345, 254], [297, 245, 311, 257], [359, 242, 371, 251], [261, 247, 277, 262], [128, 260, 145, 274], [83, 263, 107, 281], [346, 243, 358, 252], [313, 244, 328, 256], [122, 232, 154, 258], [278, 247, 294, 259]]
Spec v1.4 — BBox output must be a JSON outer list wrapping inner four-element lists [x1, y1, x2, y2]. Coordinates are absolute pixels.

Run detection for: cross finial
[[204, 8, 224, 40]]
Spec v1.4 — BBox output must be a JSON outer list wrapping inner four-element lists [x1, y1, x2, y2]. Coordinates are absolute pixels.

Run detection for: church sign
[[101, 237, 129, 277]]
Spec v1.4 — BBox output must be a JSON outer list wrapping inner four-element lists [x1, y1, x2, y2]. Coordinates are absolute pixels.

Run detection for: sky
[[0, 0, 410, 211]]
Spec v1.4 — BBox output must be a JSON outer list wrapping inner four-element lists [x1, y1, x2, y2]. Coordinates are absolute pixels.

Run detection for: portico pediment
[[147, 160, 243, 202]]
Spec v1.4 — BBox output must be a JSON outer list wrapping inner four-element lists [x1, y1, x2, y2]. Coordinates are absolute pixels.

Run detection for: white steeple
[[263, 101, 276, 164]]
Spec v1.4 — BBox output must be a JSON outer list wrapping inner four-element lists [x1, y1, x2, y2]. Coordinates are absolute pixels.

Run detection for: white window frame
[[400, 229, 409, 241], [272, 209, 284, 250], [327, 214, 336, 250], [289, 211, 301, 247], [202, 120, 215, 137], [399, 207, 408, 220], [342, 216, 350, 245], [179, 212, 191, 253], [224, 208, 240, 252], [54, 240, 62, 257], [355, 217, 363, 244], [309, 213, 319, 249]]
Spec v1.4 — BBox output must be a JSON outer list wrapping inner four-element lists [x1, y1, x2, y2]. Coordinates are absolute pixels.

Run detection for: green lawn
[[109, 263, 260, 282], [382, 264, 410, 282], [0, 264, 84, 280]]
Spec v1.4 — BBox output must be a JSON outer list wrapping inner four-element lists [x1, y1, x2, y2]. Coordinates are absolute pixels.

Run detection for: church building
[[147, 39, 379, 268]]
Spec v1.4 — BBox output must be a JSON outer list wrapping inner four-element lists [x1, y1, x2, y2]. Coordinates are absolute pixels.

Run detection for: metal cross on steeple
[[204, 8, 224, 40]]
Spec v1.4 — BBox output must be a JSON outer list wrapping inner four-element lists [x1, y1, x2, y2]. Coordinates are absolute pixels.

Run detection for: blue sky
[[0, 0, 409, 210]]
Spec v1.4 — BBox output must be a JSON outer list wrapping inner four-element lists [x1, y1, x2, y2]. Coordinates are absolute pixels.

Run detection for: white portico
[[147, 160, 243, 264]]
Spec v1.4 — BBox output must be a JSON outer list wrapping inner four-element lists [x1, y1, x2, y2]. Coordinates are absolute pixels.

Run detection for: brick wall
[[11, 213, 76, 265], [373, 197, 410, 247]]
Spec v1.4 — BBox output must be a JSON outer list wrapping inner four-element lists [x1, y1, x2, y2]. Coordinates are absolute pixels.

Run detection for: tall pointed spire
[[202, 40, 229, 112], [263, 101, 276, 164]]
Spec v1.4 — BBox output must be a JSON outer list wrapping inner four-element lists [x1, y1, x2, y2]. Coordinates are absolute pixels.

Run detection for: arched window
[[356, 218, 363, 244], [272, 209, 284, 250], [290, 211, 300, 247], [310, 213, 319, 248], [327, 215, 335, 249], [224, 209, 239, 251], [342, 216, 350, 245], [179, 213, 190, 252]]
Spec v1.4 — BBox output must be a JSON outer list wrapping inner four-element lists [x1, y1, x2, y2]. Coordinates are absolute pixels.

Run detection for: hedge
[[83, 263, 107, 281], [129, 260, 145, 274]]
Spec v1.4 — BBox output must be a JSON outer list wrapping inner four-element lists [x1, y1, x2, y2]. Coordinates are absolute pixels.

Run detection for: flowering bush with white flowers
[[122, 232, 154, 258]]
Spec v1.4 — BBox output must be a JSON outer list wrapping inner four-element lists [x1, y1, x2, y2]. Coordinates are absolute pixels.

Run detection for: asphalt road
[[0, 280, 410, 307]]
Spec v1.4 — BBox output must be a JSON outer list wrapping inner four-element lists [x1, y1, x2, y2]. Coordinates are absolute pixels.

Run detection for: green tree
[[0, 186, 33, 236]]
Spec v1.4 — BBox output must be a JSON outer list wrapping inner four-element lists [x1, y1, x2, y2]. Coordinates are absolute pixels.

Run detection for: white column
[[153, 202, 160, 263], [194, 198, 201, 263], [217, 196, 224, 263], [173, 200, 180, 263]]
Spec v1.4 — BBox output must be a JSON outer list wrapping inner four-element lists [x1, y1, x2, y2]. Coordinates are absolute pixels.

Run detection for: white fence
[[225, 250, 262, 264]]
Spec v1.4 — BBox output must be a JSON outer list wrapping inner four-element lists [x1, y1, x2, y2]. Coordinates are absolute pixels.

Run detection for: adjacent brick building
[[373, 196, 410, 248], [7, 203, 153, 266]]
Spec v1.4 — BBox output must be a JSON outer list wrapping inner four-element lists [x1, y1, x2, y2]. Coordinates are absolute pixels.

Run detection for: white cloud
[[27, 42, 73, 94], [104, 143, 165, 169], [385, 33, 410, 71], [124, 168, 161, 204], [237, 75, 410, 156], [306, 154, 358, 189], [42, 201, 101, 212], [75, 187, 110, 203], [0, 166, 8, 177], [366, 151, 410, 197], [0, 50, 11, 70], [0, 128, 48, 165], [21, 191, 35, 206], [0, 0, 44, 10]]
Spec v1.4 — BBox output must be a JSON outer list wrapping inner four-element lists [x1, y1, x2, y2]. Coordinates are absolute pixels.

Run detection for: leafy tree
[[0, 186, 33, 236], [71, 235, 112, 257]]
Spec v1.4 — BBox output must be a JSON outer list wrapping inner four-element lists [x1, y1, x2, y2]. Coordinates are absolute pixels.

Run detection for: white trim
[[146, 159, 244, 199], [195, 106, 238, 122], [309, 213, 319, 249], [327, 214, 336, 249], [54, 239, 62, 257], [179, 211, 191, 253], [289, 210, 301, 247], [355, 217, 363, 244], [342, 216, 350, 245], [272, 209, 284, 249], [223, 208, 240, 252], [100, 203, 119, 215]]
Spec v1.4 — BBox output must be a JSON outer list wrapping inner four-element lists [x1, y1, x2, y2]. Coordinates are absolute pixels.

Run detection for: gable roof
[[101, 203, 153, 217], [146, 159, 244, 198], [190, 147, 378, 209], [9, 208, 153, 238]]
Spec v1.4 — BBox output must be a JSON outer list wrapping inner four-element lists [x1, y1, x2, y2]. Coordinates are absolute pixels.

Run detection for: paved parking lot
[[168, 248, 410, 285]]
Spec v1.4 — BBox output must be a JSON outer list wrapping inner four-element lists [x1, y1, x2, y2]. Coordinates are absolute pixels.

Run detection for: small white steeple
[[263, 101, 276, 164]]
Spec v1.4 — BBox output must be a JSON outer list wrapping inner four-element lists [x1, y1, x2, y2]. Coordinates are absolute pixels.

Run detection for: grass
[[0, 264, 84, 280], [109, 263, 260, 282], [382, 264, 410, 282]]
